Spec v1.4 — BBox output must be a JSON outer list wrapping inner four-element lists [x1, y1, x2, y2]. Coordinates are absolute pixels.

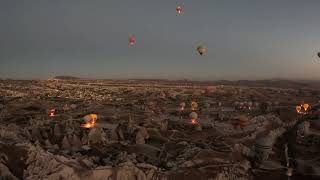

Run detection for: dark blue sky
[[1, 0, 320, 80]]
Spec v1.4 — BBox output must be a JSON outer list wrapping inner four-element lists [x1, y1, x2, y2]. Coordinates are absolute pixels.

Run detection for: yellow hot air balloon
[[197, 45, 206, 56], [303, 104, 310, 111], [84, 114, 98, 122], [90, 114, 98, 121], [82, 114, 98, 128], [191, 101, 198, 111]]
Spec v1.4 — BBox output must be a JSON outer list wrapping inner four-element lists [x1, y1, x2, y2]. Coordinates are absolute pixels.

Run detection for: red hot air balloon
[[176, 6, 183, 14], [129, 35, 135, 45]]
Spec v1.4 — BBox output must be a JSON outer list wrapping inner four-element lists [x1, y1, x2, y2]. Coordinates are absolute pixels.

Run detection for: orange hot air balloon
[[303, 104, 310, 111], [296, 106, 302, 113]]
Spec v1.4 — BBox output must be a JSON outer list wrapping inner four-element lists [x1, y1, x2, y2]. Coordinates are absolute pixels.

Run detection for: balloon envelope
[[197, 45, 206, 55], [84, 114, 98, 123], [191, 101, 198, 110], [176, 6, 183, 14], [189, 112, 198, 119], [129, 36, 135, 45], [296, 106, 302, 113]]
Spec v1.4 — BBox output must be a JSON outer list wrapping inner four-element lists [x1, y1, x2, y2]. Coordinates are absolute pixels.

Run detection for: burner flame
[[81, 121, 95, 129], [49, 109, 55, 117], [191, 119, 198, 125]]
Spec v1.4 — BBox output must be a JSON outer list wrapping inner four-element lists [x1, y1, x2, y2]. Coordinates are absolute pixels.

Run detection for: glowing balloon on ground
[[191, 101, 198, 111], [81, 114, 98, 129], [180, 102, 186, 111], [191, 119, 198, 125], [296, 106, 302, 114], [49, 109, 56, 117], [303, 103, 310, 111], [189, 112, 198, 124], [189, 112, 198, 119]]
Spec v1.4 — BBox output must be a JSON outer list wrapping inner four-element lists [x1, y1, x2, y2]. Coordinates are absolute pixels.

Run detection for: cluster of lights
[[296, 103, 310, 114]]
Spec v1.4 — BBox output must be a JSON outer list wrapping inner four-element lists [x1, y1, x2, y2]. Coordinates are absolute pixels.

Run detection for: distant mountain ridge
[[45, 76, 320, 89], [53, 76, 82, 80]]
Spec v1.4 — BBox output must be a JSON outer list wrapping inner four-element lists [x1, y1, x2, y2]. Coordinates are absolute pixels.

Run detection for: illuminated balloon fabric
[[84, 114, 98, 123], [197, 45, 206, 55], [176, 6, 183, 14], [129, 36, 135, 45], [189, 112, 198, 119]]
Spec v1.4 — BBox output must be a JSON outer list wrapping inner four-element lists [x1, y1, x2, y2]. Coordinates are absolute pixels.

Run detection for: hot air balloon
[[49, 109, 56, 117], [176, 6, 183, 14], [81, 114, 98, 129], [84, 114, 97, 122], [197, 45, 206, 56], [189, 112, 198, 119], [179, 102, 186, 111], [129, 35, 135, 45], [317, 52, 320, 58], [191, 101, 198, 111], [189, 112, 198, 124], [296, 106, 302, 113], [303, 103, 310, 111]]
